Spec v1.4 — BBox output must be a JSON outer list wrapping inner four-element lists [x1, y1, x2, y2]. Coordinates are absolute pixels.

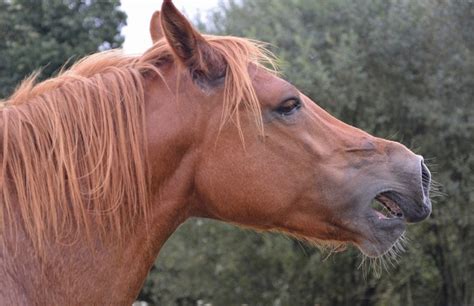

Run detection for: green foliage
[[142, 1, 474, 305], [0, 0, 126, 98]]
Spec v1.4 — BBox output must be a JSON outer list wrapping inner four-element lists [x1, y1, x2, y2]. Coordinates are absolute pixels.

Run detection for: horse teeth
[[373, 194, 403, 219]]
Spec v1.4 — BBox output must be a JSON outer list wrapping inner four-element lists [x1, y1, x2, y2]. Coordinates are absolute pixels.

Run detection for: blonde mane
[[0, 35, 275, 253]]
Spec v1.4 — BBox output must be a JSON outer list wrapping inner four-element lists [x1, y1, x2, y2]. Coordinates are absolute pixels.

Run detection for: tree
[[0, 0, 126, 98]]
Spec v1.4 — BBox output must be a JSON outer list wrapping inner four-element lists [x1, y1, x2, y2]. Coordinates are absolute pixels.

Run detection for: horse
[[0, 0, 432, 304]]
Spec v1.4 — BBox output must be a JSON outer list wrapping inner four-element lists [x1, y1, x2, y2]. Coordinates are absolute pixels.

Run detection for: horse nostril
[[421, 160, 431, 197]]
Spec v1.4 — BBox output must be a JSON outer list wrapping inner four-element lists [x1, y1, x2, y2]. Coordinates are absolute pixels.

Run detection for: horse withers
[[0, 0, 431, 304]]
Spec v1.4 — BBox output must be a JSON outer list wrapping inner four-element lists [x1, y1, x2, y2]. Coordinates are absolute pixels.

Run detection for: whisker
[[357, 231, 408, 278]]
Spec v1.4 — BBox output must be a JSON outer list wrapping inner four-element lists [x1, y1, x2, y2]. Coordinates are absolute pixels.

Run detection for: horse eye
[[275, 98, 302, 116]]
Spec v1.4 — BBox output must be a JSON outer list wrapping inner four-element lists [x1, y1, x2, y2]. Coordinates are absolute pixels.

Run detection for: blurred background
[[0, 0, 472, 305]]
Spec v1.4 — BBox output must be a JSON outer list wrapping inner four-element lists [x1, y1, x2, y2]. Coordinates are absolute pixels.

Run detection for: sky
[[120, 0, 219, 54]]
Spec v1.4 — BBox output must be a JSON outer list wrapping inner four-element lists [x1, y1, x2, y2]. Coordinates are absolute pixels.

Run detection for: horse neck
[[0, 109, 196, 305], [0, 193, 188, 305]]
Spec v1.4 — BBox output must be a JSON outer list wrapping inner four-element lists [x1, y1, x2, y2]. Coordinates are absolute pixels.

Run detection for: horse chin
[[356, 217, 406, 258]]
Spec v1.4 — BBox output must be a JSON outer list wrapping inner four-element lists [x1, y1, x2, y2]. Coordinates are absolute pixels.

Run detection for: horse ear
[[160, 0, 225, 86], [150, 11, 164, 43]]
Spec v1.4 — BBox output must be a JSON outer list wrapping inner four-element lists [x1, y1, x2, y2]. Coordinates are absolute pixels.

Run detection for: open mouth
[[370, 188, 431, 223], [358, 161, 432, 257], [371, 191, 404, 220]]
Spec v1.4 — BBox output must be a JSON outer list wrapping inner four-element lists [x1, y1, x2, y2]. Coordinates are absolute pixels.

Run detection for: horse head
[[145, 1, 432, 258]]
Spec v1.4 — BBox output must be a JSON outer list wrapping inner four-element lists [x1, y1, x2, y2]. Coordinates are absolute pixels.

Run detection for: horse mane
[[0, 35, 275, 253]]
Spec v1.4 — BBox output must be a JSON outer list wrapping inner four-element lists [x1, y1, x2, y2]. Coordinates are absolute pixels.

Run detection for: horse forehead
[[251, 69, 293, 101]]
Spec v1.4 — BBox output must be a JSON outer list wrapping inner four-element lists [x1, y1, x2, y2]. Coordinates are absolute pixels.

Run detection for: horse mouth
[[357, 186, 431, 257], [371, 192, 404, 220], [357, 161, 432, 257], [370, 190, 431, 224]]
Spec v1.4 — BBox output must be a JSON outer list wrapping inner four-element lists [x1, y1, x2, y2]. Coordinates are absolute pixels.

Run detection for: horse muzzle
[[372, 156, 432, 223]]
